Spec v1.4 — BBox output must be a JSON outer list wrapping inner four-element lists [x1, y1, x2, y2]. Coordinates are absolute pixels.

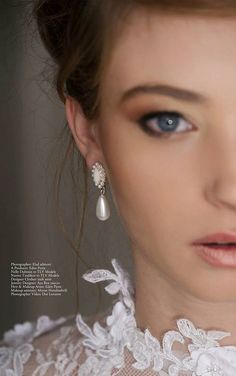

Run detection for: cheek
[[99, 117, 198, 257]]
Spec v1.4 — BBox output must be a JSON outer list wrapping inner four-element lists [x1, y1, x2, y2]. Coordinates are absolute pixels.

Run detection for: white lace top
[[1, 258, 236, 375]]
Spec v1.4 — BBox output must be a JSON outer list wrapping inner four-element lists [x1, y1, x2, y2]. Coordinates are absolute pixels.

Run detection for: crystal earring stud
[[91, 162, 110, 221]]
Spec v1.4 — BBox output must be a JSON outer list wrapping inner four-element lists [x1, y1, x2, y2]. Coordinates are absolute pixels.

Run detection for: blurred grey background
[[0, 0, 133, 336]]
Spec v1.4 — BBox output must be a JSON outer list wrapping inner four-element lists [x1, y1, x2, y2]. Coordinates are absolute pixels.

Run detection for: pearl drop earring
[[91, 162, 110, 221]]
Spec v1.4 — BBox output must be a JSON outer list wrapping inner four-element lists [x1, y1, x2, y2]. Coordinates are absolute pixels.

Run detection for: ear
[[65, 96, 104, 170]]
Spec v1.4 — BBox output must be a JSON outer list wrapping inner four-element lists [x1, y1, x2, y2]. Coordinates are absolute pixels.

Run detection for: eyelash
[[137, 111, 194, 138]]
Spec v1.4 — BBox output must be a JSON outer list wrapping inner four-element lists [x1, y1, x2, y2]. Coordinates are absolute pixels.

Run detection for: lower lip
[[193, 244, 236, 268]]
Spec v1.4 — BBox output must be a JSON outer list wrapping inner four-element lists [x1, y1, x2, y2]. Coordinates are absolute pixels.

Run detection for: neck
[[132, 249, 236, 348]]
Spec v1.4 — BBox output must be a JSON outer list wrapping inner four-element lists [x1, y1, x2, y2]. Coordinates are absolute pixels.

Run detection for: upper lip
[[192, 232, 236, 244]]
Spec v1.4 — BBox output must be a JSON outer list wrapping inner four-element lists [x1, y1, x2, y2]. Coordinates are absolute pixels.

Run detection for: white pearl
[[96, 195, 110, 221]]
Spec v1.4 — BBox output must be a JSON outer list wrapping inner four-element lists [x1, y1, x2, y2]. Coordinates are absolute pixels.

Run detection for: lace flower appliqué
[[76, 258, 236, 376]]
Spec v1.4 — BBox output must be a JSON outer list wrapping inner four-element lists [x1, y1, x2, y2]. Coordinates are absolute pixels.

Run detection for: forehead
[[101, 9, 236, 107]]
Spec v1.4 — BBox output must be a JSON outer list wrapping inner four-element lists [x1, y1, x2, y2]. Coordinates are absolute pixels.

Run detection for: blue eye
[[138, 111, 192, 138]]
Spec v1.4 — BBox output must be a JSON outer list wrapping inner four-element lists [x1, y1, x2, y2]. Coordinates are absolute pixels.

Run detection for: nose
[[205, 133, 236, 211]]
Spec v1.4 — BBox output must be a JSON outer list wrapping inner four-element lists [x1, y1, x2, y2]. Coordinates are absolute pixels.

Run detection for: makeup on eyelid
[[123, 100, 199, 126], [137, 111, 192, 137], [121, 97, 205, 139]]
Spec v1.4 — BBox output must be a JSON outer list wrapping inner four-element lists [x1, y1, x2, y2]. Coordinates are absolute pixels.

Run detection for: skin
[[65, 8, 236, 345]]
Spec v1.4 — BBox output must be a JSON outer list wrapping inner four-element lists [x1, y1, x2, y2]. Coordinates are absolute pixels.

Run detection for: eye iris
[[159, 114, 179, 132]]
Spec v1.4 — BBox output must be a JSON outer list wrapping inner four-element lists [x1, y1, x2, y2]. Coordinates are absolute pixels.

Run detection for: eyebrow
[[120, 83, 209, 104]]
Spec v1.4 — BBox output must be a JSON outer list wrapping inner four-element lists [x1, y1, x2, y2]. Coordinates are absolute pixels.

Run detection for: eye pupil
[[159, 114, 179, 132]]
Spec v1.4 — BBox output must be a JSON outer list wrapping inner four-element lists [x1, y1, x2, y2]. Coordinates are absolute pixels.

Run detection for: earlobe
[[65, 96, 102, 169]]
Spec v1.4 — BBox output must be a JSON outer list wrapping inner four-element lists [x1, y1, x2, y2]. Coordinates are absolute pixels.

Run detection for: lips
[[192, 232, 236, 246], [192, 232, 236, 267]]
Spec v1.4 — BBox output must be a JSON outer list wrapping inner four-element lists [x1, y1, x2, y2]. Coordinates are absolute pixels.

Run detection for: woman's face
[[89, 10, 236, 302]]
